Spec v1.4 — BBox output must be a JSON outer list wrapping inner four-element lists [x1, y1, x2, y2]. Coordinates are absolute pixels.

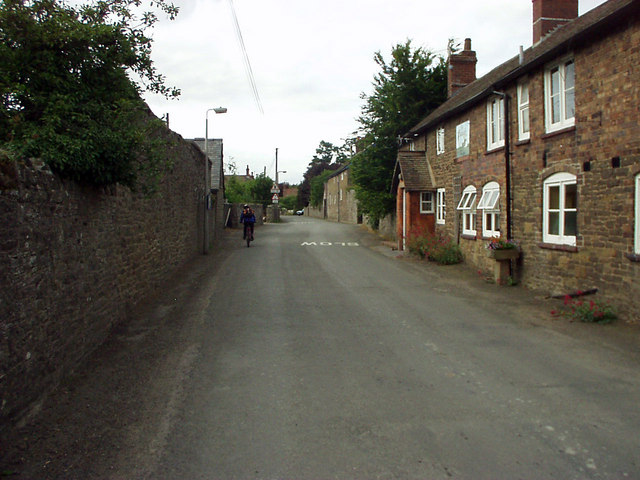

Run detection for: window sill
[[455, 154, 472, 164], [515, 138, 530, 146], [538, 242, 578, 252], [461, 234, 477, 241], [541, 125, 576, 139], [485, 145, 505, 155], [420, 211, 435, 215], [625, 253, 640, 262]]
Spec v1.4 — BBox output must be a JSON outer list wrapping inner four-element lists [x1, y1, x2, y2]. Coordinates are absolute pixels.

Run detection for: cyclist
[[240, 204, 255, 241]]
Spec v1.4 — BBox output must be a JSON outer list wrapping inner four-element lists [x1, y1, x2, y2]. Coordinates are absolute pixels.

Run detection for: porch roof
[[392, 151, 434, 193]]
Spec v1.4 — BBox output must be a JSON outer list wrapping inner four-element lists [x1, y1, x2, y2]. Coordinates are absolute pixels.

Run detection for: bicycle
[[244, 223, 254, 248]]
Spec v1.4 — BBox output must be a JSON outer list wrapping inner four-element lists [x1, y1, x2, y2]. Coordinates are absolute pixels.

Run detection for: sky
[[142, 0, 607, 185]]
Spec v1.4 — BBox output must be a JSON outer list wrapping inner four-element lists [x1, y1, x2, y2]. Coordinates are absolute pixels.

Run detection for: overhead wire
[[228, 0, 264, 115]]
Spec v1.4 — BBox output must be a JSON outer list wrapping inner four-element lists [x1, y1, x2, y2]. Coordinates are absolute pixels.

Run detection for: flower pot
[[487, 248, 520, 261]]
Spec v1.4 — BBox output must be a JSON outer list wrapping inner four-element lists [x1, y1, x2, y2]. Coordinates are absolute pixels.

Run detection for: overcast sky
[[142, 0, 607, 184]]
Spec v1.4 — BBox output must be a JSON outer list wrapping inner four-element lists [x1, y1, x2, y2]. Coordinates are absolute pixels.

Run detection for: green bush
[[407, 228, 462, 265]]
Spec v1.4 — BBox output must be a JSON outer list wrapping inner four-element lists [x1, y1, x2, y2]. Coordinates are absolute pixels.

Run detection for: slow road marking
[[300, 242, 360, 247]]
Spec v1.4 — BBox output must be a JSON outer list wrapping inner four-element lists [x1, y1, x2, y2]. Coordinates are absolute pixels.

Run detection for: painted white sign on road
[[301, 242, 359, 246]]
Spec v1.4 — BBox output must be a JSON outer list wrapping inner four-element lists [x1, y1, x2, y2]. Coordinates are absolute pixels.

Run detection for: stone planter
[[487, 248, 520, 261], [487, 248, 520, 285]]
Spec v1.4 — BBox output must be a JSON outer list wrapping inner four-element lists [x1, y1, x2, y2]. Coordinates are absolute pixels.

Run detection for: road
[[4, 216, 640, 479]]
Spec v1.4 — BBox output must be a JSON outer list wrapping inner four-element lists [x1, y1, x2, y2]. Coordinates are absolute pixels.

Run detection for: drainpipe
[[492, 91, 512, 241], [493, 90, 513, 279]]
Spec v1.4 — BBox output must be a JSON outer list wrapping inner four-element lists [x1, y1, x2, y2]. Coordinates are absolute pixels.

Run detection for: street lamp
[[203, 106, 227, 254], [276, 170, 287, 184]]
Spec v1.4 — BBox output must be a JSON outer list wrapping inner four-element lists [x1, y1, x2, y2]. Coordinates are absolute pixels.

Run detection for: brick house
[[324, 164, 360, 224], [394, 0, 640, 320]]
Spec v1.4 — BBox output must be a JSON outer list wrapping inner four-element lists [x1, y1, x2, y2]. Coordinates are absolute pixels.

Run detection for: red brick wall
[[414, 14, 640, 321], [532, 0, 578, 43]]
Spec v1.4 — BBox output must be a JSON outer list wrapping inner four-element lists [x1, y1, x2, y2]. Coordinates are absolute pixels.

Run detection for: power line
[[228, 0, 264, 114]]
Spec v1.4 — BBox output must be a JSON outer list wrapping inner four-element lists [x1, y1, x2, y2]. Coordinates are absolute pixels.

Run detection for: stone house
[[394, 0, 640, 320], [324, 164, 360, 224]]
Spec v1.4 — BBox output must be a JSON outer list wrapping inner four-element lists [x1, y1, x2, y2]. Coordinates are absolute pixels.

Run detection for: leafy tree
[[297, 140, 348, 208], [224, 176, 247, 204], [351, 40, 447, 226], [224, 174, 274, 208], [279, 195, 297, 211], [0, 0, 180, 189], [309, 169, 335, 208], [247, 174, 274, 208]]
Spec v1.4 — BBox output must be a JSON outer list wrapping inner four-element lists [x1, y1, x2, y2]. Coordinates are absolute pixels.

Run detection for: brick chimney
[[532, 0, 579, 44], [447, 38, 477, 98]]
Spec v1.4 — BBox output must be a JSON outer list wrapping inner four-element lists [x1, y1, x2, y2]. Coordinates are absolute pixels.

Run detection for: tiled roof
[[192, 138, 224, 190], [327, 163, 350, 180], [393, 151, 434, 191], [406, 0, 638, 136]]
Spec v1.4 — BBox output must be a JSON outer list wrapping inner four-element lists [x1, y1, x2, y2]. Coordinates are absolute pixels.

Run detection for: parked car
[[295, 209, 304, 216]]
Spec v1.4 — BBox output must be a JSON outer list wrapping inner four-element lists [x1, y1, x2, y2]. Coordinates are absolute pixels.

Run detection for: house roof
[[405, 0, 638, 137], [327, 163, 350, 180], [192, 138, 224, 190], [392, 151, 435, 192]]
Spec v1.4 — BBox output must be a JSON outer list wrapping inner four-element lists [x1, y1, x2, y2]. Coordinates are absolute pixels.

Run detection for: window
[[544, 58, 575, 133], [478, 181, 500, 237], [420, 192, 434, 213], [456, 121, 470, 157], [457, 185, 477, 236], [487, 96, 505, 150], [518, 82, 530, 141], [636, 175, 640, 254], [437, 188, 446, 225], [408, 140, 416, 152], [436, 127, 445, 155], [543, 172, 577, 246]]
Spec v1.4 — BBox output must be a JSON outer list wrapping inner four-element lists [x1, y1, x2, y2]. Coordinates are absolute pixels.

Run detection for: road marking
[[300, 242, 360, 247]]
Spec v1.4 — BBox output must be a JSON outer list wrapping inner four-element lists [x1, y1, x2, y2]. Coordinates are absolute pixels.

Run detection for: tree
[[224, 174, 274, 208], [279, 194, 297, 211], [247, 174, 274, 208], [309, 169, 335, 208], [297, 140, 348, 208], [0, 0, 180, 190], [351, 40, 447, 226]]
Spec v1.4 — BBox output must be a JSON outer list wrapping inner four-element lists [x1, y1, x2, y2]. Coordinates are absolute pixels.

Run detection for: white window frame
[[478, 181, 501, 238], [517, 82, 530, 141], [457, 185, 477, 236], [436, 188, 446, 225], [420, 191, 434, 214], [436, 127, 445, 155], [543, 172, 577, 246], [544, 57, 575, 133], [487, 96, 505, 150], [635, 175, 640, 255]]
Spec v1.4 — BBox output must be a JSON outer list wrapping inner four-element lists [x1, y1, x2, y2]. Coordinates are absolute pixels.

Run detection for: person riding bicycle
[[240, 204, 255, 241]]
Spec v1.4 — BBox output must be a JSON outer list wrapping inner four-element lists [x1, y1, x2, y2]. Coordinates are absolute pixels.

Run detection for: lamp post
[[203, 107, 227, 254]]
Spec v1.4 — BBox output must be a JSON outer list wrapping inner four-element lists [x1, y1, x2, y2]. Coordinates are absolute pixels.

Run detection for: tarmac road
[[3, 216, 640, 479]]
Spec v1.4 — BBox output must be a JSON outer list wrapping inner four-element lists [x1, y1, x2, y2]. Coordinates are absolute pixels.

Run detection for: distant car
[[295, 209, 304, 216]]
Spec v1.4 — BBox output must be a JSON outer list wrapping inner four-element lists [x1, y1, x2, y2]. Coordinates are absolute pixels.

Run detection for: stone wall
[[0, 125, 214, 428]]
